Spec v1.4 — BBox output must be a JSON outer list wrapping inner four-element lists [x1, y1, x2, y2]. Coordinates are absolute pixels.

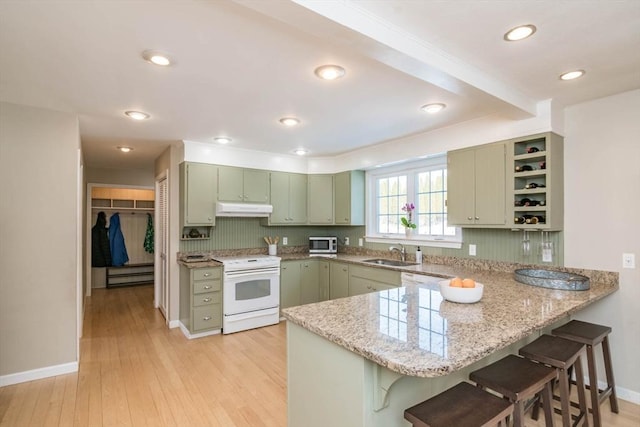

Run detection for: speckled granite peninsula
[[280, 255, 618, 427]]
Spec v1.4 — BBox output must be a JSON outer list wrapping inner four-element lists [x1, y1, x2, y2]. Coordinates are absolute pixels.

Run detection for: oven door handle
[[224, 268, 280, 279]]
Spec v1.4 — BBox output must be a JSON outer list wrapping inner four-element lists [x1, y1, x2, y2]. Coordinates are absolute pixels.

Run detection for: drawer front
[[193, 279, 221, 294], [192, 268, 221, 281], [349, 265, 401, 286], [193, 304, 221, 331], [193, 291, 220, 307]]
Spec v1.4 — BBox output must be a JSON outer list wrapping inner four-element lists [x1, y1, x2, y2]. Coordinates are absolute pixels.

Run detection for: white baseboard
[[584, 377, 640, 405], [0, 361, 78, 387], [168, 319, 180, 329], [179, 321, 221, 339]]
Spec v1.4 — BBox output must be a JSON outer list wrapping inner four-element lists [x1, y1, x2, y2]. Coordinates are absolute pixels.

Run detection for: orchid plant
[[401, 202, 417, 229]]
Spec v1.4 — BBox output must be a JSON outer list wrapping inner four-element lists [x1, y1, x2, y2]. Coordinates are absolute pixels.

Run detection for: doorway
[[85, 184, 155, 296]]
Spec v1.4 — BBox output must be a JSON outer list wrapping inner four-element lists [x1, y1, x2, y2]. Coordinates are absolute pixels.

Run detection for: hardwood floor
[[1, 284, 638, 426]]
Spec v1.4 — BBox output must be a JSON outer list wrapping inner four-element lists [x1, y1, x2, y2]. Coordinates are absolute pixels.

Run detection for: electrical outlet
[[623, 253, 636, 269], [358, 238, 363, 247], [344, 237, 350, 245], [469, 244, 477, 256], [282, 237, 288, 246]]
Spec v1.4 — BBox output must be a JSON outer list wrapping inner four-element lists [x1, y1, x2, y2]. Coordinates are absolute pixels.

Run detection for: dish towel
[[109, 212, 129, 267], [144, 213, 154, 254]]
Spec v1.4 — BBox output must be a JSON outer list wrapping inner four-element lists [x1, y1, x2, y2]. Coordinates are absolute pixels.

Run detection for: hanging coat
[[91, 211, 112, 267], [109, 212, 129, 267], [143, 213, 154, 254]]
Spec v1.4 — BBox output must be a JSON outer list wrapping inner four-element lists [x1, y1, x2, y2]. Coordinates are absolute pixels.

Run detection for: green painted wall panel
[[180, 219, 563, 266]]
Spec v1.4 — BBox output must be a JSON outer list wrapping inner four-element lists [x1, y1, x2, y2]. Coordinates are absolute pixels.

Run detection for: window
[[366, 155, 462, 248]]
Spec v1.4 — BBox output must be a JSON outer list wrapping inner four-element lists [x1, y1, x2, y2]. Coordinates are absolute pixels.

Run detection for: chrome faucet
[[389, 244, 406, 262]]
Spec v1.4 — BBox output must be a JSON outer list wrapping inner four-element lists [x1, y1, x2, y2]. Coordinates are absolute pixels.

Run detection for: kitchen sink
[[362, 258, 417, 267]]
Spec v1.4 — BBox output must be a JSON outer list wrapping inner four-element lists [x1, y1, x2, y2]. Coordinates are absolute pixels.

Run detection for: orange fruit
[[462, 278, 476, 288], [450, 277, 463, 287]]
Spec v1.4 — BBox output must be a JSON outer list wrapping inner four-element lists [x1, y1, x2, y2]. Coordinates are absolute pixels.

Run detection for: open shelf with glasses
[[508, 133, 563, 230]]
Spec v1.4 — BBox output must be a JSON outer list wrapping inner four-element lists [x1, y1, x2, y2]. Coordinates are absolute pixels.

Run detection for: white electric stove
[[212, 255, 281, 334]]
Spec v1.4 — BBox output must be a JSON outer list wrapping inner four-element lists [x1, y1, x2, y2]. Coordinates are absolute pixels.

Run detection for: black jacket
[[92, 211, 112, 267]]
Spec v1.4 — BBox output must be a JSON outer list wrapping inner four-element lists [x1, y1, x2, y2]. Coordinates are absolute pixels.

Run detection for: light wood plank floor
[[1, 284, 638, 426]]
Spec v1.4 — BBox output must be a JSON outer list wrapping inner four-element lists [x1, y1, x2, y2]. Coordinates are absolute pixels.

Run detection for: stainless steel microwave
[[309, 237, 338, 254]]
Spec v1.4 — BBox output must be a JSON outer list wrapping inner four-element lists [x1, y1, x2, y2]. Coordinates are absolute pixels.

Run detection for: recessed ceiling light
[[504, 24, 537, 41], [117, 146, 133, 153], [142, 50, 172, 66], [294, 148, 308, 156], [214, 137, 232, 144], [559, 70, 585, 81], [420, 103, 446, 114], [125, 110, 150, 120], [280, 117, 300, 126], [314, 64, 346, 80]]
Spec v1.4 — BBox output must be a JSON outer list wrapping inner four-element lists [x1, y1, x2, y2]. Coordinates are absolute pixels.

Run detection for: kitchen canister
[[268, 244, 277, 256]]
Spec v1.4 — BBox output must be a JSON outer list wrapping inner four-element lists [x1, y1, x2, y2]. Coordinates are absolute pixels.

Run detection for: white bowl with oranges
[[439, 277, 484, 304]]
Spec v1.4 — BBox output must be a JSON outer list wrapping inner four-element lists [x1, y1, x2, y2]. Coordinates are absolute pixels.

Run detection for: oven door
[[223, 268, 280, 316]]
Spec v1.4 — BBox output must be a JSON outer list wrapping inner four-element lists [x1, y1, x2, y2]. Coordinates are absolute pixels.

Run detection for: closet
[[90, 187, 155, 288]]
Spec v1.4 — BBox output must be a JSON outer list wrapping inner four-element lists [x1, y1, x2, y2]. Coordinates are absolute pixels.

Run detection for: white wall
[[563, 89, 640, 402], [0, 102, 80, 382]]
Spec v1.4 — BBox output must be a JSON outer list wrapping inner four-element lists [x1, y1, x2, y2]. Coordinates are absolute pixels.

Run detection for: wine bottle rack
[[508, 133, 563, 230]]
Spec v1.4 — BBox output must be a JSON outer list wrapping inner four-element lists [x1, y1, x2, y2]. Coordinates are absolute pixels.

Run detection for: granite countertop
[[281, 267, 618, 378]]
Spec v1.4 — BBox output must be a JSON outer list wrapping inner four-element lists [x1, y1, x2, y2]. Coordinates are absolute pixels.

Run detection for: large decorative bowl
[[438, 280, 484, 304]]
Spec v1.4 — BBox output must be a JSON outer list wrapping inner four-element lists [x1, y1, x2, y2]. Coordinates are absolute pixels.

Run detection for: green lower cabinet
[[179, 266, 223, 336], [329, 261, 349, 299], [348, 265, 400, 297], [282, 259, 324, 309], [300, 260, 321, 305], [280, 260, 302, 311], [318, 260, 330, 302], [281, 260, 401, 308]]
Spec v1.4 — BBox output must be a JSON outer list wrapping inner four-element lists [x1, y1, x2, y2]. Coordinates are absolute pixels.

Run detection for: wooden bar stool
[[552, 320, 619, 427], [519, 334, 590, 427], [469, 354, 557, 427], [404, 381, 513, 427]]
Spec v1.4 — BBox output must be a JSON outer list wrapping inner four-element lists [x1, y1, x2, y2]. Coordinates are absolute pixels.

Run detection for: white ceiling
[[1, 0, 638, 170]]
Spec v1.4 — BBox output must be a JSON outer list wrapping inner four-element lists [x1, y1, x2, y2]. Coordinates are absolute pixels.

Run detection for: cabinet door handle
[[203, 316, 212, 321], [467, 216, 473, 220], [475, 216, 480, 220], [204, 273, 211, 277], [203, 298, 212, 302], [203, 285, 212, 289]]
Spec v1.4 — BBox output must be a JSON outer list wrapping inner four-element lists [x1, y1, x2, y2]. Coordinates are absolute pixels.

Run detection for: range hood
[[215, 202, 273, 217]]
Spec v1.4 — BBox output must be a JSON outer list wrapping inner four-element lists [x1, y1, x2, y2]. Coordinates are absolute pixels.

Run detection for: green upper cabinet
[[179, 162, 217, 226], [268, 171, 307, 225], [447, 142, 506, 227], [243, 169, 270, 203], [308, 174, 334, 225], [218, 166, 269, 203], [334, 170, 365, 225]]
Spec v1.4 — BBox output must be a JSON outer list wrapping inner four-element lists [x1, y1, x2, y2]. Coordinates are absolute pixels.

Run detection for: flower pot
[[405, 228, 413, 238]]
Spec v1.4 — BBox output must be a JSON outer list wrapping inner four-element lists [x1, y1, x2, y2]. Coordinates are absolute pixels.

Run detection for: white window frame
[[365, 155, 462, 249]]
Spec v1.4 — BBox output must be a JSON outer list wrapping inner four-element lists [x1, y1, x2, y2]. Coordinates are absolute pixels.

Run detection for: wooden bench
[[106, 263, 154, 288]]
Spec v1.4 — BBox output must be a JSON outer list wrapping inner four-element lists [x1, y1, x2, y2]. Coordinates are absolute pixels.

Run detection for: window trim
[[365, 155, 463, 249]]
